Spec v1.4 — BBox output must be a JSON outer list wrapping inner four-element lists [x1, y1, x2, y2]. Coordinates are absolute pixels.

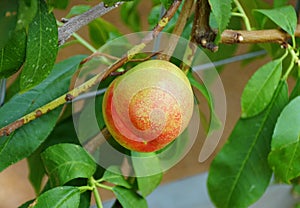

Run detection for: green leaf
[[120, 0, 141, 32], [28, 151, 45, 194], [131, 151, 163, 197], [19, 199, 35, 208], [66, 5, 91, 18], [47, 0, 69, 9], [187, 71, 221, 133], [41, 143, 96, 187], [17, 0, 38, 30], [0, 55, 86, 171], [101, 166, 131, 188], [290, 78, 300, 101], [241, 59, 282, 118], [88, 18, 121, 49], [79, 191, 92, 208], [208, 0, 232, 38], [112, 186, 148, 208], [160, 0, 173, 9], [0, 0, 18, 48], [20, 0, 58, 90], [254, 6, 297, 36], [0, 29, 26, 78], [27, 116, 82, 193], [31, 186, 80, 208], [208, 81, 288, 208], [268, 96, 300, 183], [239, 0, 270, 28]]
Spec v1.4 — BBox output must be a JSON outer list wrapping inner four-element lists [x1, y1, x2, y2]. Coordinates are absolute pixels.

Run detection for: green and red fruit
[[102, 60, 194, 152]]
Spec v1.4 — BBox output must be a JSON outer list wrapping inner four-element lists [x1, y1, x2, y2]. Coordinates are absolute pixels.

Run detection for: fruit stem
[[90, 177, 104, 208]]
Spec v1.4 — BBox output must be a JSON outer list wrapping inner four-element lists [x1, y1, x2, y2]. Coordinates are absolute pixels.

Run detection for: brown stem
[[129, 51, 162, 62], [192, 0, 217, 52], [142, 0, 182, 43], [58, 2, 123, 46], [158, 0, 194, 60], [220, 25, 300, 44]]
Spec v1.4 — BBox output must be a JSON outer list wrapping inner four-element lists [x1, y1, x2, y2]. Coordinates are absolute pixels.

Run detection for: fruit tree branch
[[0, 0, 182, 137], [192, 0, 217, 51], [2, 0, 299, 137], [220, 25, 300, 44], [58, 2, 123, 46], [158, 0, 194, 60]]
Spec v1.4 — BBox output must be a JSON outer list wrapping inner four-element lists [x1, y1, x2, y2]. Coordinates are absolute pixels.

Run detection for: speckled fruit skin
[[102, 60, 194, 152]]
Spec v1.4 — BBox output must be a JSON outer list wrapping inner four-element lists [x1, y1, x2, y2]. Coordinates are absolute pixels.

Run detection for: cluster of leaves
[[2, 0, 300, 207], [207, 1, 300, 208], [0, 0, 172, 207]]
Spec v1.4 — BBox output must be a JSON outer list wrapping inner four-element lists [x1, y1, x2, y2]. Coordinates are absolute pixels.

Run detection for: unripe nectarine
[[102, 60, 194, 152]]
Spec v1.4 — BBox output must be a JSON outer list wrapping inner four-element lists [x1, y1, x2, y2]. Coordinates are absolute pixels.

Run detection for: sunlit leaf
[[41, 143, 96, 186], [31, 186, 80, 208], [20, 0, 58, 90], [101, 166, 131, 188], [112, 186, 148, 208], [208, 0, 232, 40], [269, 96, 300, 183], [241, 59, 282, 118], [255, 6, 297, 36], [0, 29, 26, 78], [208, 81, 288, 208]]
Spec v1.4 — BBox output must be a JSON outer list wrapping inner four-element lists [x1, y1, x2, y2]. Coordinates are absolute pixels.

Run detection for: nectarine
[[102, 60, 194, 152]]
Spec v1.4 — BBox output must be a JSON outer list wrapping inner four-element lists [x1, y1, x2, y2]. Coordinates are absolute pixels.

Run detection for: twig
[[129, 51, 161, 62], [0, 0, 182, 137], [142, 0, 182, 43], [158, 0, 194, 60], [192, 0, 217, 52], [220, 25, 300, 44], [181, 0, 217, 73], [58, 2, 123, 46]]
